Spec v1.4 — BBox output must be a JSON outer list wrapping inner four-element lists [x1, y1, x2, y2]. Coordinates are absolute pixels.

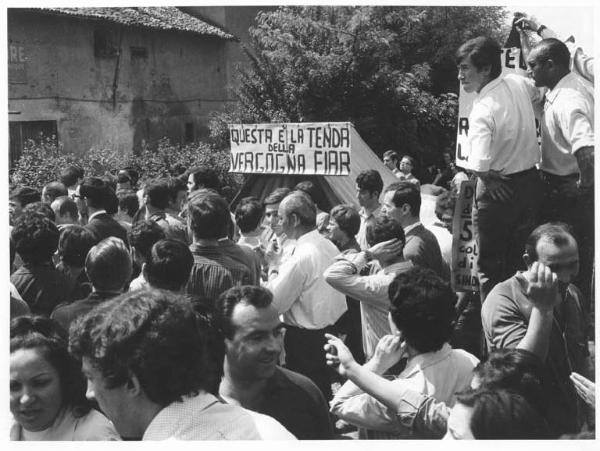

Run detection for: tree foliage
[[210, 5, 508, 177]]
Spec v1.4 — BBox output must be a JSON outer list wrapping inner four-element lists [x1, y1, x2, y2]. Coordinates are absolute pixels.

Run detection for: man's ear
[[401, 203, 411, 215], [523, 252, 532, 268], [126, 372, 143, 397]]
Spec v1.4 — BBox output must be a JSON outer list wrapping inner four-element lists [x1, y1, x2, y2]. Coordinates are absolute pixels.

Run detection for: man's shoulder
[[272, 367, 326, 400], [481, 274, 530, 321]]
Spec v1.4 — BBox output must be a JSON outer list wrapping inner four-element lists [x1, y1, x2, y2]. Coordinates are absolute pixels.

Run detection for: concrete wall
[[8, 9, 236, 157]]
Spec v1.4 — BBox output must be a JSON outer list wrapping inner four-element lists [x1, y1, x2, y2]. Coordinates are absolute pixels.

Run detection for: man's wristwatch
[[537, 24, 547, 36]]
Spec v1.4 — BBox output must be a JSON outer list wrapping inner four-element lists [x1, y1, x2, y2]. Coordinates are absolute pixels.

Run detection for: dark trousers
[[540, 171, 594, 314], [473, 168, 543, 303], [284, 324, 333, 400]]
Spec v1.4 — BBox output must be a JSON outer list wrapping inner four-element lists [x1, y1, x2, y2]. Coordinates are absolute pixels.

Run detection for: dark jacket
[[85, 212, 129, 245]]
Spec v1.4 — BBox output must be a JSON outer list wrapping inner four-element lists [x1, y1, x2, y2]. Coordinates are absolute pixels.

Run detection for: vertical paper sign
[[229, 122, 351, 176], [451, 179, 479, 292]]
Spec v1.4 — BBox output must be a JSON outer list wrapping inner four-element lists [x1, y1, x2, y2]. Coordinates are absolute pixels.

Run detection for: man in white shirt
[[266, 191, 347, 400], [70, 289, 294, 440], [355, 170, 383, 250], [324, 216, 412, 359], [456, 36, 543, 302]]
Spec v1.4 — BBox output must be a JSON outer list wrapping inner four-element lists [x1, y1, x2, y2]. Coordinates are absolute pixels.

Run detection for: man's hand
[[514, 15, 540, 32], [524, 261, 561, 313], [570, 372, 596, 408], [367, 238, 404, 261], [370, 334, 407, 375], [324, 333, 356, 377], [575, 146, 594, 191], [479, 170, 513, 202]]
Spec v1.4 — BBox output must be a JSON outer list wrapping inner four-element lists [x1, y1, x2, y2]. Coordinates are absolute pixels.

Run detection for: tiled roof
[[36, 7, 237, 40]]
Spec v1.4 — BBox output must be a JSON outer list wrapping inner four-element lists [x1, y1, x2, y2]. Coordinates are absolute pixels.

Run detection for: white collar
[[88, 210, 107, 221]]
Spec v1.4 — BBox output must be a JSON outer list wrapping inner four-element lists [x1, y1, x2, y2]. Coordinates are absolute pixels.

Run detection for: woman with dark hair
[[444, 388, 551, 439], [10, 316, 119, 440]]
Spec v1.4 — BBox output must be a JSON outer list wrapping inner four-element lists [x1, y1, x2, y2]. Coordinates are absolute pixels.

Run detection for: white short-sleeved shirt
[[539, 72, 594, 176], [466, 74, 541, 175]]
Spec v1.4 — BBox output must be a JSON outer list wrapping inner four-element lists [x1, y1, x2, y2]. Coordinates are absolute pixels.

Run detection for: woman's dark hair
[[22, 201, 55, 222], [388, 267, 456, 353], [11, 211, 60, 264], [455, 388, 552, 439], [58, 225, 97, 268], [366, 215, 405, 248], [11, 316, 91, 417]]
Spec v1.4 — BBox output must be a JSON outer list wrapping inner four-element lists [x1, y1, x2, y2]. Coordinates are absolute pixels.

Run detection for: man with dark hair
[[60, 165, 84, 197], [326, 204, 364, 363], [398, 155, 420, 186], [140, 178, 188, 244], [166, 176, 187, 221], [527, 38, 594, 308], [265, 192, 347, 400], [262, 187, 294, 277], [51, 195, 79, 227], [217, 285, 334, 439], [115, 189, 139, 228], [481, 223, 593, 435], [143, 239, 194, 292], [325, 216, 412, 358], [187, 167, 221, 193], [69, 289, 294, 440], [9, 186, 41, 225], [293, 180, 329, 233], [328, 267, 478, 438], [382, 150, 401, 177], [382, 182, 446, 278], [355, 170, 383, 250], [56, 225, 97, 302], [456, 36, 543, 302], [79, 177, 129, 245], [128, 220, 166, 291], [10, 211, 72, 315], [186, 189, 252, 301], [235, 196, 264, 249], [42, 181, 68, 204], [52, 237, 132, 331]]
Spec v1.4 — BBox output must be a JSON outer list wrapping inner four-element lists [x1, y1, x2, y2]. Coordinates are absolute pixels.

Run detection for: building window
[[9, 120, 58, 168], [185, 123, 194, 143], [94, 28, 118, 58], [130, 46, 148, 60]]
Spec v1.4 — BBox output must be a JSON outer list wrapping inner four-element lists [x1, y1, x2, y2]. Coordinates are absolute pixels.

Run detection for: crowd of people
[[8, 19, 596, 442]]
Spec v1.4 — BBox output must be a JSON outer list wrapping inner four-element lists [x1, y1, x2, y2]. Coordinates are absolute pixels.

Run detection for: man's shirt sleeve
[[466, 103, 494, 172]]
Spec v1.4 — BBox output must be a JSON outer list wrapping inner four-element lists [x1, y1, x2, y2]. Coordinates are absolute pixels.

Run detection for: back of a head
[[330, 204, 361, 237], [293, 180, 324, 208], [188, 189, 230, 240], [117, 189, 139, 217], [144, 179, 170, 210], [189, 167, 220, 192], [52, 196, 79, 222], [235, 196, 264, 234], [281, 191, 317, 228], [11, 211, 59, 264], [388, 267, 456, 353], [85, 237, 132, 292], [456, 388, 551, 439], [356, 170, 383, 195], [536, 38, 571, 70], [60, 165, 83, 188], [104, 186, 118, 215], [456, 36, 502, 80], [216, 285, 273, 340], [68, 289, 210, 407], [58, 225, 97, 268], [385, 181, 421, 217], [168, 176, 187, 202], [145, 239, 194, 291], [263, 187, 291, 207], [43, 182, 68, 203], [80, 177, 109, 210], [10, 186, 41, 207], [128, 220, 166, 262], [23, 201, 56, 222], [366, 215, 405, 247]]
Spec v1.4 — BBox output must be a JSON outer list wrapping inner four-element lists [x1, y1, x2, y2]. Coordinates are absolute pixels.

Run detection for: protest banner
[[228, 122, 352, 176], [451, 179, 479, 292]]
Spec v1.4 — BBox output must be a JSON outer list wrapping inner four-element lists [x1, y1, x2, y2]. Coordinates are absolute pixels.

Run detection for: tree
[[210, 6, 508, 179]]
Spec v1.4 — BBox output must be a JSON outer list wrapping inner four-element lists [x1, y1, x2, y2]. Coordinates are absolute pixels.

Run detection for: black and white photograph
[[6, 0, 597, 444]]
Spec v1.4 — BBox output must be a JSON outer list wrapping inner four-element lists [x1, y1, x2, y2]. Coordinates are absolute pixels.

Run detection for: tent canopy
[[230, 124, 398, 212]]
